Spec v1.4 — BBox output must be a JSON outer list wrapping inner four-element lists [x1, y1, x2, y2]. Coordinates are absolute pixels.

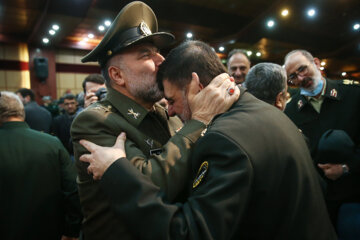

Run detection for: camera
[[95, 87, 107, 101]]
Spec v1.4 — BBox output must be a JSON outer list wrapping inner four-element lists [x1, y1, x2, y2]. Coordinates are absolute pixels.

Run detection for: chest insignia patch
[[330, 88, 338, 98], [145, 138, 153, 148], [193, 161, 209, 189], [297, 100, 303, 109], [128, 108, 140, 119]]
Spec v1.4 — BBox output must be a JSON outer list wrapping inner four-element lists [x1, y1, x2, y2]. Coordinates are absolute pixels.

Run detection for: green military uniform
[[0, 122, 82, 239], [71, 87, 205, 239], [97, 87, 337, 240]]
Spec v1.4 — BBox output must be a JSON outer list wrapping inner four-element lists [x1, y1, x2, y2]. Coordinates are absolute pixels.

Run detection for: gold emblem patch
[[193, 161, 209, 188], [139, 21, 152, 36]]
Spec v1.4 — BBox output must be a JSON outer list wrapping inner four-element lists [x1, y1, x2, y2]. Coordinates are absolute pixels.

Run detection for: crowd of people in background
[[1, 1, 360, 240]]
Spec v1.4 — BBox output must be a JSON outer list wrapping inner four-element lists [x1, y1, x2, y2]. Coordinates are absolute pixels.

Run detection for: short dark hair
[[244, 63, 287, 105], [284, 49, 314, 64], [16, 88, 35, 101], [64, 94, 76, 101], [227, 49, 250, 64], [82, 74, 105, 93], [157, 40, 227, 91]]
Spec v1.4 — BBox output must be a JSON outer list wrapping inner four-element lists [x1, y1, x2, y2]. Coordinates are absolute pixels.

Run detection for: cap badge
[[193, 161, 209, 189], [127, 108, 140, 119], [330, 88, 338, 98], [297, 100, 303, 109], [139, 21, 152, 36]]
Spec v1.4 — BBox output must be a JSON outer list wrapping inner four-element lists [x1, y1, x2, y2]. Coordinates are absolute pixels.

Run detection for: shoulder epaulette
[[342, 79, 360, 86]]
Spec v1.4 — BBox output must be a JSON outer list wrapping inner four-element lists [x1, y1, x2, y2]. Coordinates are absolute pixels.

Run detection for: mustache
[[299, 77, 313, 88]]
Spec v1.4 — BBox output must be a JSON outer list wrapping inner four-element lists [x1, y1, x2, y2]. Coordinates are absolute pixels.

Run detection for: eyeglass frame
[[287, 64, 309, 85]]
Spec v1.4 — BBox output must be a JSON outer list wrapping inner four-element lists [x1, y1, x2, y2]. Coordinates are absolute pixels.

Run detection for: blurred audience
[[227, 49, 251, 84]]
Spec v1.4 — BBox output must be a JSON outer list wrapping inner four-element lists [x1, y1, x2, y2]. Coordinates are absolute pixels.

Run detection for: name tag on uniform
[[150, 148, 163, 155]]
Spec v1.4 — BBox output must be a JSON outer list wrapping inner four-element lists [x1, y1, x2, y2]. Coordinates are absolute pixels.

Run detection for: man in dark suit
[[16, 88, 52, 133], [80, 41, 336, 240], [0, 91, 82, 240], [283, 49, 360, 227]]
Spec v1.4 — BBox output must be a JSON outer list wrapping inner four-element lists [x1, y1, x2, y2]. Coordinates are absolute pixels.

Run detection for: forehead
[[229, 53, 249, 66], [285, 53, 310, 71], [64, 98, 75, 103]]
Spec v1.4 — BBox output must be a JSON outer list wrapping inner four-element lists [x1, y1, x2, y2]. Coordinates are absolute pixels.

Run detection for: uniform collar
[[105, 86, 151, 127], [0, 121, 29, 129]]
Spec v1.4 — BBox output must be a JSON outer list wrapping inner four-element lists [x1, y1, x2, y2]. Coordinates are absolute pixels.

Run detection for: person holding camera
[[82, 74, 106, 108]]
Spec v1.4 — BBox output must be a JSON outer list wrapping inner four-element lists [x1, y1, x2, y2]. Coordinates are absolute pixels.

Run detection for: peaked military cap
[[81, 1, 175, 65]]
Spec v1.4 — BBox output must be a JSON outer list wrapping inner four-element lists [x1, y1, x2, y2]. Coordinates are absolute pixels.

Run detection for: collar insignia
[[330, 88, 338, 98], [127, 108, 140, 119], [193, 161, 209, 189], [297, 100, 303, 109], [145, 138, 153, 148], [139, 21, 152, 36]]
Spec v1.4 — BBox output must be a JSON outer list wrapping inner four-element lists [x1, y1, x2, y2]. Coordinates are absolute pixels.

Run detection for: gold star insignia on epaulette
[[330, 88, 338, 97], [145, 138, 153, 148], [127, 108, 140, 119], [297, 100, 303, 109]]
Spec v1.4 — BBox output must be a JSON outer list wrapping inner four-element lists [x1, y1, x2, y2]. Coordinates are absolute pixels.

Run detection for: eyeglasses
[[287, 65, 309, 86]]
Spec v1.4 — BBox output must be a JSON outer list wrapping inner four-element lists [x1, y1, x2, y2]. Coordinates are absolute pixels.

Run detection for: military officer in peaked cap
[[284, 49, 360, 229], [71, 1, 238, 239]]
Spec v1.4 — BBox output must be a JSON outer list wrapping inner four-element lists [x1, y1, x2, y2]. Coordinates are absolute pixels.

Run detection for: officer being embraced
[[70, 2, 238, 239], [79, 40, 336, 240]]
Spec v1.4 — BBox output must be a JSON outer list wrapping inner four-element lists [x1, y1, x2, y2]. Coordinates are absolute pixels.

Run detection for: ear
[[313, 57, 321, 70], [108, 66, 125, 87], [275, 92, 285, 111], [186, 72, 203, 98]]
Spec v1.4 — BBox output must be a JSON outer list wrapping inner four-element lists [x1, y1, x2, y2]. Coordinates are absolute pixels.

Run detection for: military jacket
[[285, 78, 360, 202], [99, 88, 337, 240], [71, 86, 205, 240]]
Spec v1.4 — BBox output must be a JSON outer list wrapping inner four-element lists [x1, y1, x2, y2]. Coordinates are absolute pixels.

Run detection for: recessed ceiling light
[[98, 25, 105, 31], [42, 38, 49, 44], [52, 24, 60, 31], [186, 32, 193, 38], [256, 52, 261, 57], [104, 20, 111, 27], [219, 46, 225, 52], [49, 30, 56, 35], [247, 51, 252, 56], [307, 8, 316, 17], [321, 61, 326, 66], [342, 72, 347, 76], [354, 23, 360, 30], [88, 33, 94, 39], [281, 9, 289, 17], [267, 20, 275, 28]]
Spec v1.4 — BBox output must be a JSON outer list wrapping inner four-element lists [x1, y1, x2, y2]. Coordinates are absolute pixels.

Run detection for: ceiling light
[[307, 9, 316, 17], [228, 39, 236, 44], [256, 52, 261, 57], [354, 23, 360, 30], [186, 32, 193, 38], [321, 61, 326, 66], [84, 38, 89, 42], [342, 72, 347, 76], [320, 67, 324, 71], [247, 51, 252, 56], [267, 20, 275, 28], [79, 41, 86, 46], [104, 20, 111, 27], [42, 38, 49, 44], [98, 25, 105, 31], [49, 30, 56, 35], [52, 24, 59, 31], [88, 33, 94, 38], [219, 46, 225, 52], [281, 9, 289, 17]]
